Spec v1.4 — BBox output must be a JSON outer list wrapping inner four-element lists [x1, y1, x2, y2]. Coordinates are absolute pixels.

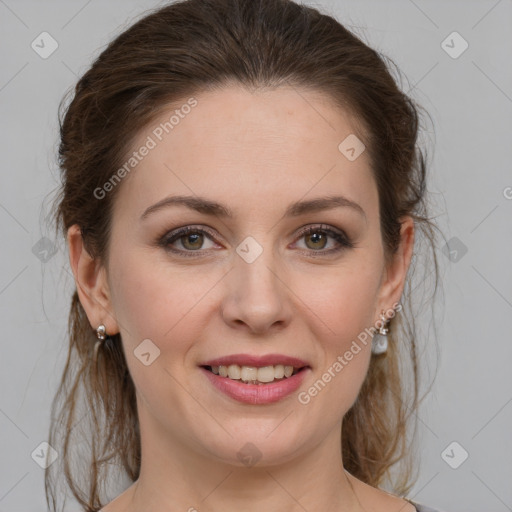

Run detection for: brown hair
[[45, 0, 443, 510]]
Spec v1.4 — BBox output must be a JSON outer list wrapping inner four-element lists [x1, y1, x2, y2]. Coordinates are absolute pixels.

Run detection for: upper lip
[[201, 354, 310, 368]]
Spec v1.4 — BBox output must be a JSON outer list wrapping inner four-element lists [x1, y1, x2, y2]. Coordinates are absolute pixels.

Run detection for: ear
[[375, 216, 415, 319], [67, 224, 119, 336]]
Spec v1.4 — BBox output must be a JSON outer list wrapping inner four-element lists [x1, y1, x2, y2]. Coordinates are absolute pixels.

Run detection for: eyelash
[[158, 224, 354, 258]]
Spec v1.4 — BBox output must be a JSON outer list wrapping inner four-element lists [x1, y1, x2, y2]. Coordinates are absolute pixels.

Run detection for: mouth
[[201, 364, 308, 385], [199, 358, 312, 404]]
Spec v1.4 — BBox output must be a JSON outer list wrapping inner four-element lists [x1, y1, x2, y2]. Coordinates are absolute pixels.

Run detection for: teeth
[[240, 366, 258, 382], [257, 366, 275, 383], [274, 364, 285, 379], [227, 364, 241, 379], [209, 364, 299, 384]]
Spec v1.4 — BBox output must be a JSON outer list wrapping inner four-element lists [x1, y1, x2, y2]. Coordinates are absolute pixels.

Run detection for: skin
[[67, 85, 415, 512]]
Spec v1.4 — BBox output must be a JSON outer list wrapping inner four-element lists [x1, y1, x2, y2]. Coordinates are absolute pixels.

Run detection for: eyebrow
[[140, 194, 367, 222]]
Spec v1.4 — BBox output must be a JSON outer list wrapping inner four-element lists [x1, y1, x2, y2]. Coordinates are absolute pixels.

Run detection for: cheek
[[108, 249, 194, 346], [296, 259, 381, 341], [296, 271, 378, 420], [108, 248, 223, 365], [107, 252, 208, 407], [293, 258, 380, 398], [323, 281, 377, 368]]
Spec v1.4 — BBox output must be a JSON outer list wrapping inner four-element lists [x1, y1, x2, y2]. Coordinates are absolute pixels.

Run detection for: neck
[[117, 400, 363, 512]]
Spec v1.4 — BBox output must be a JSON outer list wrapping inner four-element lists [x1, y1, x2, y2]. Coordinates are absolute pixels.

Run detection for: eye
[[160, 226, 218, 256], [158, 223, 354, 258], [293, 224, 354, 256]]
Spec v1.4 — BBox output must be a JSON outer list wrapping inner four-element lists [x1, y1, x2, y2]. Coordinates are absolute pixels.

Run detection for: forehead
[[112, 84, 377, 224]]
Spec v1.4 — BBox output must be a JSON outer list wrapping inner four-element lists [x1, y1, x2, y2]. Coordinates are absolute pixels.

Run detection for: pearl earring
[[93, 324, 107, 365], [371, 311, 389, 355]]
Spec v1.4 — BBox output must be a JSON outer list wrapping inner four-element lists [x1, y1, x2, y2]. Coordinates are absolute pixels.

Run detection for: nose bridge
[[234, 232, 282, 297], [222, 232, 290, 332]]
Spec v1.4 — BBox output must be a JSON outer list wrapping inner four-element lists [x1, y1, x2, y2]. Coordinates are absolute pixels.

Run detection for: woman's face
[[93, 85, 411, 466]]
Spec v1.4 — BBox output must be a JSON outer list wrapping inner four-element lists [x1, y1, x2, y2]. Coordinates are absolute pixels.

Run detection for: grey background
[[1, 0, 511, 511]]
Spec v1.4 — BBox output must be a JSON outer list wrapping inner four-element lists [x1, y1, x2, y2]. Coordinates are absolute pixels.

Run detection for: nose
[[220, 247, 292, 335]]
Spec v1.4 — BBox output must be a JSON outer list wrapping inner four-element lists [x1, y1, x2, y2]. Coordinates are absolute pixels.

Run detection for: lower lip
[[200, 367, 310, 404]]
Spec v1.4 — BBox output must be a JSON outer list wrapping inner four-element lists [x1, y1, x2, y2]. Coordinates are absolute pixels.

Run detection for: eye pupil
[[306, 231, 327, 250], [183, 232, 203, 250]]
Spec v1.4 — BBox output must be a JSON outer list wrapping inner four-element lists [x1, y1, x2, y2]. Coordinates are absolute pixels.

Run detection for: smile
[[200, 366, 311, 404], [204, 364, 303, 384]]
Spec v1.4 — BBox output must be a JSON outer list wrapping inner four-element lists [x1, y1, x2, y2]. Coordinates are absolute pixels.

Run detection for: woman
[[45, 0, 444, 511]]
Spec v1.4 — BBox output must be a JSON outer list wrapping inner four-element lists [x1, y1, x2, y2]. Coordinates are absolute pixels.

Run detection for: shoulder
[[406, 499, 448, 512], [344, 473, 416, 512]]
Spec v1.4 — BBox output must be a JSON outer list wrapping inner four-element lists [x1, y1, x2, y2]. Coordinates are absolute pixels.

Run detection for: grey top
[[407, 498, 447, 512]]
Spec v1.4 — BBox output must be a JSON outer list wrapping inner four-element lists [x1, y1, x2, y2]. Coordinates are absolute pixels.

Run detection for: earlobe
[[67, 224, 118, 335]]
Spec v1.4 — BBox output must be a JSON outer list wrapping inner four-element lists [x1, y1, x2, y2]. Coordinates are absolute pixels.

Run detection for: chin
[[198, 425, 311, 468]]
